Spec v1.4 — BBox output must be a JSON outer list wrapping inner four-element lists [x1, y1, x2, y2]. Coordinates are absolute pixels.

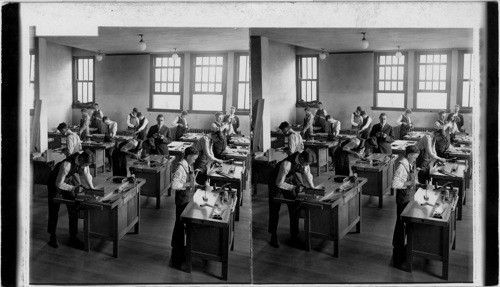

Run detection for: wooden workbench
[[390, 140, 417, 156], [445, 145, 472, 188], [207, 162, 245, 221], [430, 160, 468, 220], [403, 131, 430, 141], [54, 178, 146, 258], [182, 188, 237, 281], [311, 133, 356, 142], [274, 176, 367, 257], [304, 140, 336, 176], [228, 136, 250, 147], [129, 155, 174, 209], [179, 133, 205, 143], [251, 149, 288, 194], [351, 153, 398, 208], [453, 134, 472, 145], [401, 187, 458, 280], [81, 141, 115, 176]]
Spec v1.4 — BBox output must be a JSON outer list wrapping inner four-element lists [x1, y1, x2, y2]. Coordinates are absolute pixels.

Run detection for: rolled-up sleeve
[[171, 164, 187, 190], [79, 166, 94, 189], [55, 162, 76, 192], [392, 164, 408, 189]]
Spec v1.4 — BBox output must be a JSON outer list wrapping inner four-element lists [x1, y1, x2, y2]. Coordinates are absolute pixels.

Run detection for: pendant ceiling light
[[137, 34, 147, 51], [395, 46, 403, 58], [319, 48, 328, 60], [172, 48, 179, 61], [95, 50, 104, 61], [361, 32, 369, 50]]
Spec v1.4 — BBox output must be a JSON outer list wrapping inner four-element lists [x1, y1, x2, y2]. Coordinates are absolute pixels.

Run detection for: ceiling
[[42, 27, 250, 54], [250, 28, 473, 53]]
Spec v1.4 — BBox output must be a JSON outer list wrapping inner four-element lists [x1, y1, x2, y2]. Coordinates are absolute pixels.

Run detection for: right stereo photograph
[[249, 28, 476, 284]]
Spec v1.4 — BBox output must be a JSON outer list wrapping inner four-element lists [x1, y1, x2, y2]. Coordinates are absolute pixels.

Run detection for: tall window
[[191, 54, 226, 111], [234, 53, 250, 110], [415, 52, 451, 109], [458, 51, 474, 108], [151, 55, 183, 110], [374, 53, 407, 108], [29, 53, 36, 110], [296, 56, 318, 103], [73, 57, 94, 104]]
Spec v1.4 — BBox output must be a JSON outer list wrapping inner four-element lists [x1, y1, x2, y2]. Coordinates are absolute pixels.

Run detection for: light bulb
[[172, 53, 179, 61], [319, 51, 327, 60], [138, 34, 147, 51], [95, 50, 103, 61], [395, 51, 403, 58], [362, 39, 369, 49]]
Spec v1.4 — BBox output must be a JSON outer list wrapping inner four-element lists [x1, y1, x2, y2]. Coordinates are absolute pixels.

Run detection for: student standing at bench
[[47, 150, 95, 249], [144, 114, 172, 156], [134, 112, 149, 140], [126, 107, 139, 134], [193, 132, 224, 184], [279, 121, 304, 155], [211, 112, 229, 159], [370, 113, 395, 154], [78, 108, 91, 141], [90, 103, 104, 133], [396, 108, 413, 140], [111, 139, 143, 177], [170, 146, 199, 269], [57, 122, 82, 157], [268, 150, 317, 248], [171, 110, 189, 141]]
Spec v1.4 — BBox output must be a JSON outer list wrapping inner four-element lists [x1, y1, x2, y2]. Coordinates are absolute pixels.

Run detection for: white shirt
[[127, 113, 139, 128], [105, 121, 118, 137], [211, 121, 229, 132], [275, 157, 314, 190], [287, 130, 304, 154], [196, 135, 219, 162], [171, 116, 187, 128], [55, 157, 94, 192], [136, 117, 149, 132], [396, 114, 412, 126], [326, 119, 341, 136], [392, 157, 414, 189], [171, 159, 193, 190], [65, 130, 82, 155]]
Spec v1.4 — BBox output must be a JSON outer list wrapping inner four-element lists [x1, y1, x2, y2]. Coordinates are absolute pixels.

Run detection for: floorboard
[[29, 168, 252, 284], [251, 165, 473, 284]]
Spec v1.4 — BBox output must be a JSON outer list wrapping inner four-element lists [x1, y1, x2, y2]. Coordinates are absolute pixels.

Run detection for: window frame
[[457, 50, 474, 112], [29, 47, 38, 113], [232, 52, 251, 114], [72, 56, 96, 105], [373, 51, 408, 111], [296, 55, 319, 106], [148, 54, 184, 112], [413, 50, 452, 111], [189, 53, 228, 112]]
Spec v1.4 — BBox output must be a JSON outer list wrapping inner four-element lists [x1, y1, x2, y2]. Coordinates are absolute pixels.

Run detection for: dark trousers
[[328, 146, 338, 165], [416, 157, 431, 184], [392, 199, 410, 266], [47, 188, 78, 237], [171, 202, 189, 266], [268, 184, 299, 238]]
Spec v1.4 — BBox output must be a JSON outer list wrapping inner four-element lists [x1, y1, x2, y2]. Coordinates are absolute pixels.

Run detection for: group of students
[[45, 105, 244, 270], [269, 103, 467, 263]]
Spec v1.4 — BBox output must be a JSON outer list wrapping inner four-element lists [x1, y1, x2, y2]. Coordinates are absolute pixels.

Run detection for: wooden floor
[[251, 165, 473, 284], [30, 168, 252, 284]]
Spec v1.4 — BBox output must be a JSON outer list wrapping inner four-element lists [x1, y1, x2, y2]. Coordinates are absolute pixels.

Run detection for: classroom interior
[[250, 28, 475, 283], [29, 27, 253, 284]]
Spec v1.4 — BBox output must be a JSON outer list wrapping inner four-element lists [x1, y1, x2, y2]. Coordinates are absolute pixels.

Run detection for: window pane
[[196, 57, 202, 65], [195, 83, 201, 91], [377, 93, 405, 108], [391, 81, 397, 90], [195, 67, 202, 82], [153, 94, 181, 110], [173, 83, 179, 93], [202, 83, 208, 92], [167, 83, 173, 93], [161, 83, 167, 93], [392, 56, 397, 65], [161, 68, 167, 81], [440, 65, 446, 80], [209, 67, 216, 82], [464, 53, 471, 79], [174, 57, 181, 67], [433, 81, 439, 90], [167, 57, 173, 67], [392, 67, 397, 80], [434, 55, 440, 63], [30, 55, 35, 81], [82, 82, 88, 103], [385, 68, 391, 80], [433, 65, 440, 80], [174, 69, 180, 82], [88, 83, 93, 102], [426, 81, 432, 90], [155, 68, 161, 82], [427, 55, 433, 63], [398, 81, 403, 91], [380, 56, 385, 65], [202, 67, 209, 82], [386, 56, 392, 65], [215, 84, 222, 92], [306, 81, 311, 101], [209, 57, 216, 65], [379, 67, 385, 80], [192, 94, 223, 111], [301, 58, 307, 79], [398, 67, 404, 80], [379, 81, 385, 91], [167, 68, 174, 82], [155, 57, 162, 66], [77, 82, 82, 102], [155, 83, 161, 92], [399, 55, 405, 65], [238, 84, 246, 109], [217, 57, 223, 65], [88, 60, 93, 81], [312, 57, 317, 79], [83, 59, 88, 81], [301, 82, 306, 101], [441, 54, 447, 63], [426, 66, 433, 80], [311, 81, 317, 101], [239, 56, 247, 81], [203, 57, 209, 65], [216, 67, 223, 82], [440, 81, 446, 90], [416, 92, 447, 109], [420, 55, 426, 63], [208, 83, 215, 92], [420, 66, 426, 80], [462, 81, 470, 106], [78, 59, 83, 80], [419, 82, 425, 90]]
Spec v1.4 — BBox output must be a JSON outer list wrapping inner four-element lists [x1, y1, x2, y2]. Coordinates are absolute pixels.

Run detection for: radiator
[[189, 128, 212, 134], [392, 126, 431, 139]]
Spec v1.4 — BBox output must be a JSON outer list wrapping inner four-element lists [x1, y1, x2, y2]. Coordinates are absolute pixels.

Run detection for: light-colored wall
[[71, 49, 250, 136], [263, 39, 297, 130], [295, 49, 472, 133], [40, 39, 73, 130]]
